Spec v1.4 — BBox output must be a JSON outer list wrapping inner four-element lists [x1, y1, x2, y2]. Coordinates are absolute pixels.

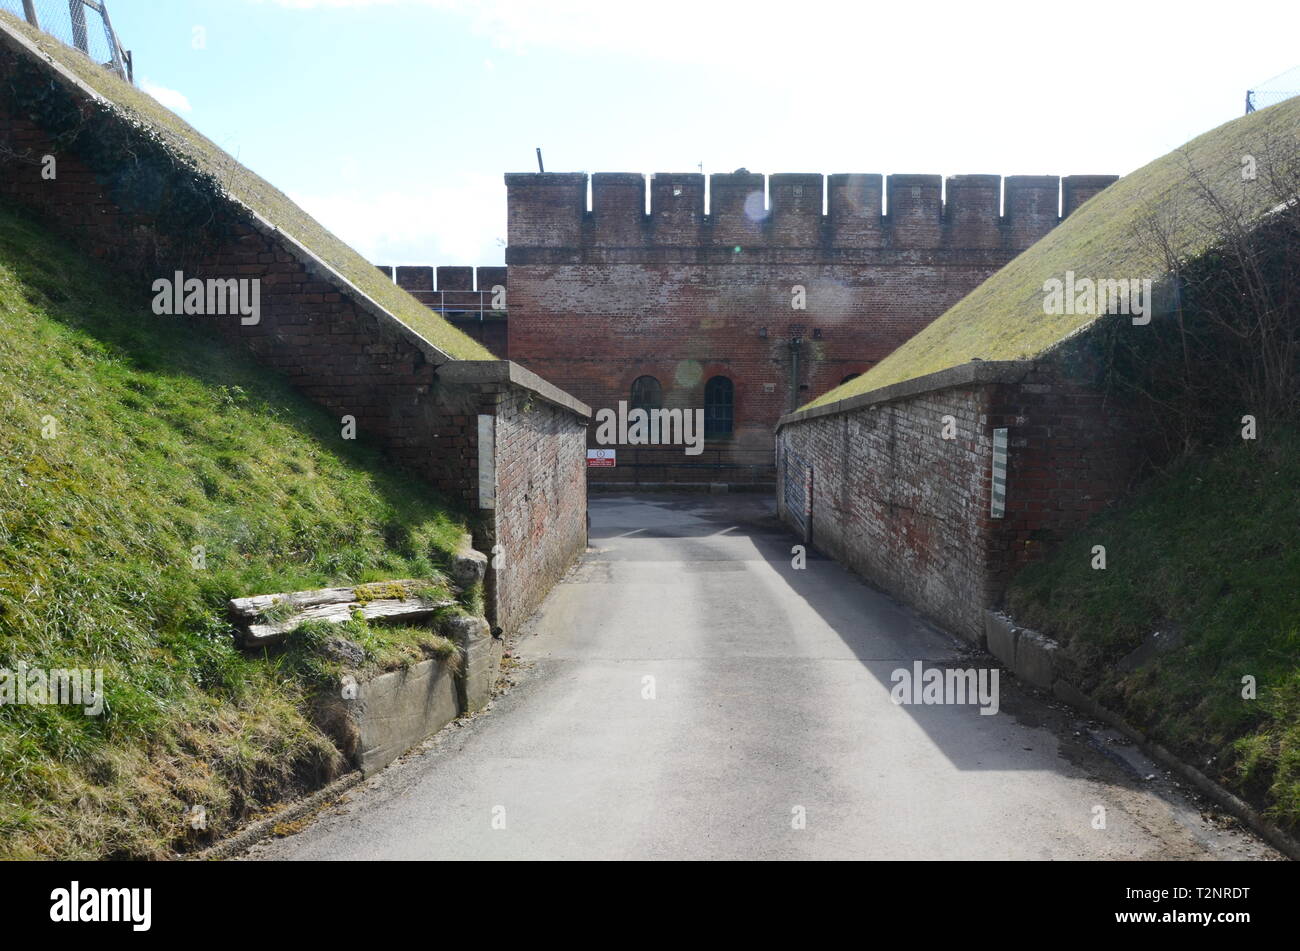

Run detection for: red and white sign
[[587, 448, 616, 468]]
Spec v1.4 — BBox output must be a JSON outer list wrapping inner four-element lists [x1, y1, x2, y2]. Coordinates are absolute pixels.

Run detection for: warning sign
[[587, 448, 616, 468]]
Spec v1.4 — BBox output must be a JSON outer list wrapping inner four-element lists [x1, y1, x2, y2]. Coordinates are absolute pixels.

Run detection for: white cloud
[[245, 1, 901, 71], [140, 80, 193, 114], [243, 0, 1300, 117], [244, 0, 1300, 219], [289, 172, 506, 266]]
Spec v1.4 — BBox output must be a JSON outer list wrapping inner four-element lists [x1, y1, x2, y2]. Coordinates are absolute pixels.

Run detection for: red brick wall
[[491, 388, 588, 631], [776, 361, 1143, 642], [505, 170, 1116, 486], [0, 73, 455, 486], [0, 110, 465, 487], [432, 371, 589, 632], [779, 378, 998, 640], [985, 366, 1147, 595]]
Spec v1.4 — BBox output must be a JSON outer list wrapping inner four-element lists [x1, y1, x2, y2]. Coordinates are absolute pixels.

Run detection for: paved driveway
[[250, 494, 1274, 860]]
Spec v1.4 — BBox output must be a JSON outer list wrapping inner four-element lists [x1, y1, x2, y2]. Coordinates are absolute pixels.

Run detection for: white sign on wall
[[990, 427, 1008, 518]]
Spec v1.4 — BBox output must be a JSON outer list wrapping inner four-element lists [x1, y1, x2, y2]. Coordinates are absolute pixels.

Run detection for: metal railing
[[1, 0, 132, 83], [414, 290, 507, 318]]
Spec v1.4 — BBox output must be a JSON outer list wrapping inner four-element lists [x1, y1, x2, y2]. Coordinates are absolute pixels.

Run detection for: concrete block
[[984, 611, 1019, 668], [1015, 629, 1060, 690], [443, 613, 496, 714], [354, 658, 459, 776]]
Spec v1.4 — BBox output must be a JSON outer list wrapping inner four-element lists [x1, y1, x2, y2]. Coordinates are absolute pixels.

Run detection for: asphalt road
[[250, 493, 1275, 860]]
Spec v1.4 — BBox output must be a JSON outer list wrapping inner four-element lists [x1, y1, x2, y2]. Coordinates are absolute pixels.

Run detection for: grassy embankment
[[0, 204, 472, 859], [803, 94, 1300, 408], [1007, 431, 1300, 830]]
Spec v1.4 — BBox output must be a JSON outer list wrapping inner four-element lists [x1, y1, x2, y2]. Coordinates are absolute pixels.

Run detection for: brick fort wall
[[776, 360, 1144, 642], [503, 170, 1116, 486]]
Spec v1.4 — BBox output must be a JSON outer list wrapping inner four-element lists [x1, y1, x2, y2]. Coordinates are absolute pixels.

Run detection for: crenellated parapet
[[1062, 175, 1118, 217], [376, 264, 508, 356], [504, 171, 1117, 256], [376, 264, 508, 312]]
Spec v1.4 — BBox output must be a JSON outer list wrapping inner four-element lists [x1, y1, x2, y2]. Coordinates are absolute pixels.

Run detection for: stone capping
[[247, 216, 456, 367], [775, 359, 1037, 430], [505, 171, 1118, 221], [504, 171, 590, 187], [505, 246, 1028, 267], [437, 360, 592, 419], [0, 18, 458, 369]]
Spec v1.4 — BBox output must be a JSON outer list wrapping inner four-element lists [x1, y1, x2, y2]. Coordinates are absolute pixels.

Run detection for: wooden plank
[[242, 596, 457, 645], [229, 579, 431, 619], [229, 579, 457, 646]]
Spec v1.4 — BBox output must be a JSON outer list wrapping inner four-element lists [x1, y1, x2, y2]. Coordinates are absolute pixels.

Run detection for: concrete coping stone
[[437, 360, 592, 419], [775, 359, 1037, 430]]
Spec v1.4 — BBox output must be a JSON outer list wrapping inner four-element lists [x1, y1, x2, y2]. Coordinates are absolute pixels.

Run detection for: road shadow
[[585, 492, 1144, 781]]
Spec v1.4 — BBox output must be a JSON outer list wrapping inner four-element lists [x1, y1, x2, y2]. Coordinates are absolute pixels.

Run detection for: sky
[[51, 0, 1300, 267]]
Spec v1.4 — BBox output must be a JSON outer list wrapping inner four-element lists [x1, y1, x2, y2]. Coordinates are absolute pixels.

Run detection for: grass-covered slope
[[1006, 432, 1300, 830], [0, 203, 470, 859], [804, 95, 1300, 409], [0, 11, 492, 362]]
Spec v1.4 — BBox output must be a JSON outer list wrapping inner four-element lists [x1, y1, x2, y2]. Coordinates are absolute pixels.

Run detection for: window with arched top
[[841, 373, 861, 386], [704, 376, 734, 438], [630, 375, 662, 411]]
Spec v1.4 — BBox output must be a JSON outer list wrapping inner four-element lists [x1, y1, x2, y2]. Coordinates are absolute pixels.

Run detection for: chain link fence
[[0, 0, 132, 82], [1246, 65, 1300, 114]]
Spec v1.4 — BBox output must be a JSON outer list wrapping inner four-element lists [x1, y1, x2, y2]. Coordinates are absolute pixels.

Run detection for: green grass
[[804, 94, 1300, 409], [0, 202, 473, 859], [0, 11, 494, 362], [1005, 430, 1300, 829], [281, 615, 463, 692]]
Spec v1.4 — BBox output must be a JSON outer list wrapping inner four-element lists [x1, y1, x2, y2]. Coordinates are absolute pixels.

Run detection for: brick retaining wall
[[776, 361, 1143, 641]]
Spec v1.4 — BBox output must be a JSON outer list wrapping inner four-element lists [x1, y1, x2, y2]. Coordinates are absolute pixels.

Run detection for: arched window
[[630, 375, 662, 411], [840, 373, 861, 386], [704, 376, 734, 438]]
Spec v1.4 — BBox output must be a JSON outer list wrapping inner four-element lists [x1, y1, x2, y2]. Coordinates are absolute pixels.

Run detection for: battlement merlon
[[375, 265, 509, 311], [503, 171, 1119, 252], [1063, 175, 1119, 217], [376, 266, 507, 293]]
